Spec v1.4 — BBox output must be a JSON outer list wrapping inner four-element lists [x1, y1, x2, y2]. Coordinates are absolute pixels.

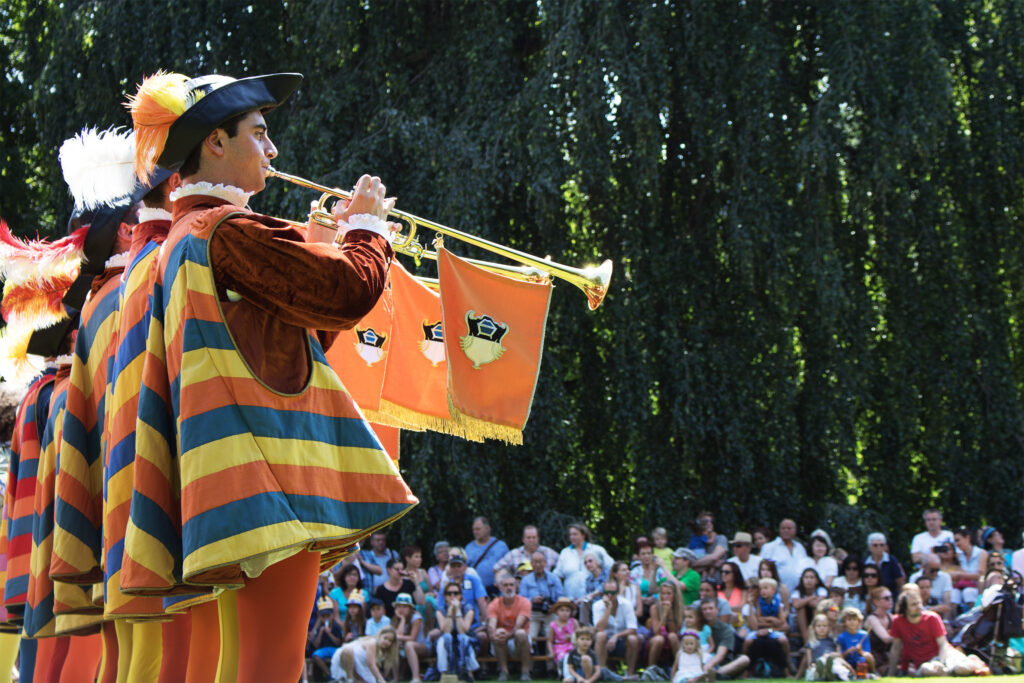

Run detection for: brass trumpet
[[266, 167, 612, 310]]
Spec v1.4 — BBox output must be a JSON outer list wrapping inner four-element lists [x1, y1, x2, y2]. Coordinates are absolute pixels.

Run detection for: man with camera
[[517, 551, 564, 646]]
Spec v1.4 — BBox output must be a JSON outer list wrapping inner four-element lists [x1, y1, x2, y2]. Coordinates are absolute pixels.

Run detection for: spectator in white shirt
[[759, 519, 807, 594], [801, 529, 839, 587], [907, 554, 953, 623], [593, 579, 640, 679], [910, 509, 954, 566], [725, 532, 761, 582]]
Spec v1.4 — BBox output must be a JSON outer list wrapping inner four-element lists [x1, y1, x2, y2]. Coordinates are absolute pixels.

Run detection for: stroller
[[954, 571, 1024, 674]]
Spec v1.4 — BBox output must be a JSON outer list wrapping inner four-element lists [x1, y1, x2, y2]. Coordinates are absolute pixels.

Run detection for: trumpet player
[[124, 70, 418, 682]]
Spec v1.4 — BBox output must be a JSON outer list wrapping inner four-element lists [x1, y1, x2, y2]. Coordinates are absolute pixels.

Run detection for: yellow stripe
[[161, 272, 189, 347], [120, 526, 177, 592], [107, 353, 146, 415], [183, 434, 401, 481], [54, 611, 102, 636], [106, 467, 134, 508], [135, 422, 173, 481]]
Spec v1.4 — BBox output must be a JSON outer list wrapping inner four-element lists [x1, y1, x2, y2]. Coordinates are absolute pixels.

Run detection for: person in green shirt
[[669, 548, 702, 605]]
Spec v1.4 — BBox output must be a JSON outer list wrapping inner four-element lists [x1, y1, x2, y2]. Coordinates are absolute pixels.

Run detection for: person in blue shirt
[[518, 550, 565, 645], [437, 548, 490, 654], [465, 516, 510, 596], [836, 607, 874, 674], [358, 531, 400, 593]]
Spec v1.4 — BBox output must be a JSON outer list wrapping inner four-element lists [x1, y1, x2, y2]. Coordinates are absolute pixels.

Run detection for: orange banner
[[379, 263, 469, 437], [324, 280, 404, 426], [438, 247, 552, 444]]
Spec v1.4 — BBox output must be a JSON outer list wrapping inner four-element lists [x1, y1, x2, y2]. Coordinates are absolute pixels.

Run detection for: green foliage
[[3, 0, 1024, 563]]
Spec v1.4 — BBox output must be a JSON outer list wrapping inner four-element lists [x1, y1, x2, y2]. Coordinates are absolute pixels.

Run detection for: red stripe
[[178, 376, 363, 421]]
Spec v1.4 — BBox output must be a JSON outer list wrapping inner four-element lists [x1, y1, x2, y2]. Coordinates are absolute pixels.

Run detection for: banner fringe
[[378, 398, 485, 443], [447, 397, 524, 445]]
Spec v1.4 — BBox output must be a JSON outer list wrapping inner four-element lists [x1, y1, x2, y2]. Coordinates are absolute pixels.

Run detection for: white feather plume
[[59, 127, 138, 211]]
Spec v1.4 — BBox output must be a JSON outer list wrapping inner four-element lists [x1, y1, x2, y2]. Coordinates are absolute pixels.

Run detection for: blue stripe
[[31, 502, 54, 547], [179, 405, 382, 454], [136, 383, 176, 451], [106, 434, 137, 479], [128, 492, 183, 581], [54, 498, 100, 562], [183, 493, 408, 554], [9, 516, 33, 540], [59, 412, 92, 464], [23, 593, 54, 638], [4, 575, 28, 600], [182, 319, 237, 353], [106, 537, 125, 575], [34, 383, 55, 434], [74, 286, 119, 362], [111, 314, 148, 386], [14, 457, 38, 484]]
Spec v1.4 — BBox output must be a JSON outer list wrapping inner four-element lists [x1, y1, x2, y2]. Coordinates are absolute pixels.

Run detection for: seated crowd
[[306, 510, 1020, 682]]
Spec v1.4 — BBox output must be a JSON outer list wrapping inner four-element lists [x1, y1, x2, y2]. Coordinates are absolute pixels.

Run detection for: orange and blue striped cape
[[0, 486, 17, 632], [3, 368, 56, 621], [121, 204, 417, 596], [103, 222, 174, 618], [52, 266, 124, 595]]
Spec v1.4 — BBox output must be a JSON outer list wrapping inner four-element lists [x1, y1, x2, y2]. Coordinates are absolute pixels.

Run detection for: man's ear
[[203, 128, 228, 158]]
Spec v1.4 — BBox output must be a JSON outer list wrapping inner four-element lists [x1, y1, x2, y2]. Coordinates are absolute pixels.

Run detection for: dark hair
[[635, 538, 653, 553], [335, 563, 363, 590], [141, 176, 173, 209], [696, 597, 718, 629], [953, 526, 974, 543], [796, 567, 824, 598], [720, 561, 744, 589], [178, 111, 250, 177], [758, 558, 780, 582], [753, 526, 773, 544], [400, 545, 421, 562], [840, 555, 862, 575], [385, 558, 403, 571]]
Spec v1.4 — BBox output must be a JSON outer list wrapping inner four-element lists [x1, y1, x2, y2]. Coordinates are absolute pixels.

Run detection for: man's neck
[[928, 529, 943, 537], [475, 536, 491, 545]]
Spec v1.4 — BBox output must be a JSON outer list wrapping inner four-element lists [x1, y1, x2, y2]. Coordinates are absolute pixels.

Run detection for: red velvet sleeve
[[209, 217, 392, 332]]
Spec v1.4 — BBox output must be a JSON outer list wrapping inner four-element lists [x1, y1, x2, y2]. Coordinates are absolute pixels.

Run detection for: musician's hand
[[306, 200, 337, 244], [336, 174, 393, 222]]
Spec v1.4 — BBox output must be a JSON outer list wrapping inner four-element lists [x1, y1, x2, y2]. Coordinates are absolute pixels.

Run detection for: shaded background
[[3, 0, 1024, 563]]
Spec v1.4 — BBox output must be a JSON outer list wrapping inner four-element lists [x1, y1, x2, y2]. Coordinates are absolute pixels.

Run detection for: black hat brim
[[27, 314, 79, 357], [158, 73, 302, 171]]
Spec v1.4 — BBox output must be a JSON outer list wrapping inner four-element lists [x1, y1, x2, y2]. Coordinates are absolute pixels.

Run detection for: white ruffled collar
[[170, 182, 252, 208], [104, 251, 131, 270], [137, 207, 173, 223], [55, 354, 73, 368]]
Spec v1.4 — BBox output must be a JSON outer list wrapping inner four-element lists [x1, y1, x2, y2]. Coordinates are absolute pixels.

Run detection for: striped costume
[[24, 366, 99, 638], [52, 266, 124, 595], [122, 202, 417, 597], [3, 369, 56, 621], [103, 220, 175, 618]]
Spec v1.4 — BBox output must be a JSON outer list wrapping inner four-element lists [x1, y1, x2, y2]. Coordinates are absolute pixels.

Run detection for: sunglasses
[[878, 595, 893, 600], [603, 589, 617, 595], [445, 591, 461, 596], [863, 573, 879, 578]]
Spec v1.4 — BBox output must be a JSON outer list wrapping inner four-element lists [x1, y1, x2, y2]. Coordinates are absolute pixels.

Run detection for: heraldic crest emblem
[[354, 326, 387, 366], [460, 310, 509, 369], [420, 320, 445, 366]]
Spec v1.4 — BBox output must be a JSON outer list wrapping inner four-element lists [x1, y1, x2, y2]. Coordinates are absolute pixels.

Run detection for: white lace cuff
[[337, 214, 393, 242], [104, 251, 131, 270]]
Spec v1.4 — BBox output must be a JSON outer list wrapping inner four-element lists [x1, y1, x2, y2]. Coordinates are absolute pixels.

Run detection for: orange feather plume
[[126, 71, 191, 181]]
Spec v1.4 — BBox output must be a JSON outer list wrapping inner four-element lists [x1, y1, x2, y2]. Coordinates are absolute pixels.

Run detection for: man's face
[[917, 579, 932, 601], [371, 533, 387, 552], [700, 602, 718, 622], [905, 592, 924, 618], [869, 538, 886, 557], [733, 542, 750, 560], [779, 520, 797, 541], [215, 110, 277, 193], [698, 583, 713, 599], [924, 512, 942, 533], [698, 516, 714, 534], [449, 561, 466, 578], [472, 519, 489, 542], [531, 552, 546, 575], [522, 527, 539, 552], [500, 577, 517, 599]]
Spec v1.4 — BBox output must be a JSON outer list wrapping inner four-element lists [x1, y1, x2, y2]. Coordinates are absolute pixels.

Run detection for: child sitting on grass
[[670, 631, 709, 683], [835, 607, 874, 674], [563, 627, 601, 683]]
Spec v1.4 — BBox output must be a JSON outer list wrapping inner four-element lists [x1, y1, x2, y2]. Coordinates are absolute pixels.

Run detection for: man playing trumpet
[[123, 70, 418, 681]]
